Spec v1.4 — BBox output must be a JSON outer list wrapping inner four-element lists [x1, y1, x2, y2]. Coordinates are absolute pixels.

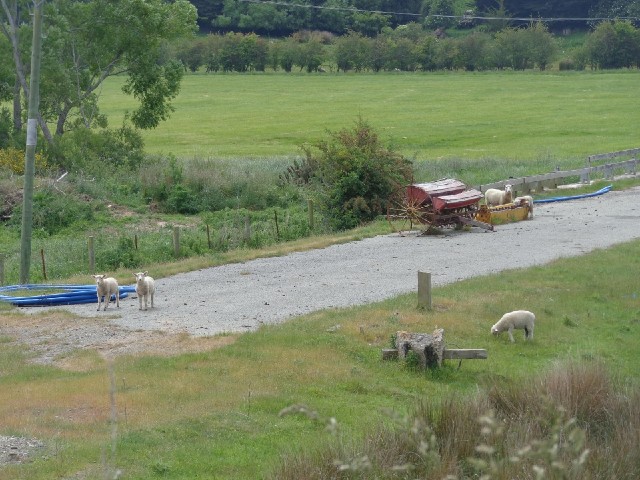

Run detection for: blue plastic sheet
[[533, 185, 612, 204], [0, 284, 136, 307]]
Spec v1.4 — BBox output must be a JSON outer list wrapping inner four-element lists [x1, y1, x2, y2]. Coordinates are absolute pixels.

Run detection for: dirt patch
[[0, 311, 238, 371]]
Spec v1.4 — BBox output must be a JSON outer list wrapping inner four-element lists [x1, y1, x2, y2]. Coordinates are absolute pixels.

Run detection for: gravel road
[[19, 185, 640, 337]]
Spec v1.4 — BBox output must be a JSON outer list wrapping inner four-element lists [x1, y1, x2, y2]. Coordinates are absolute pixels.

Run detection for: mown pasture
[[101, 70, 640, 163]]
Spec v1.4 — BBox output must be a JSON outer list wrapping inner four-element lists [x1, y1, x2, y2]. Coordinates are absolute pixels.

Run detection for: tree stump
[[395, 328, 445, 368]]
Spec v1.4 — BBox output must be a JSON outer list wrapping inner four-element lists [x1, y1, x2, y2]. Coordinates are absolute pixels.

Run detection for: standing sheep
[[485, 184, 513, 206], [92, 274, 120, 311], [491, 310, 535, 342], [513, 195, 534, 218], [133, 271, 155, 311]]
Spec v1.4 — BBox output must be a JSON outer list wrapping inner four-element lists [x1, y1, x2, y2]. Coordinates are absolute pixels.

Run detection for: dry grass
[[269, 360, 640, 479]]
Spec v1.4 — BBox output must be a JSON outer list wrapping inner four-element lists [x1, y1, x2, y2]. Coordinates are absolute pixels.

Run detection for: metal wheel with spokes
[[386, 195, 425, 236]]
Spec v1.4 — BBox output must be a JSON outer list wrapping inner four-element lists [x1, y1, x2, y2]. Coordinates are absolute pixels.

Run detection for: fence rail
[[476, 148, 639, 194]]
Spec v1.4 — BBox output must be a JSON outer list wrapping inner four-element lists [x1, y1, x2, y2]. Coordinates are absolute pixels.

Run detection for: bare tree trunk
[[1, 0, 53, 145], [12, 75, 21, 132]]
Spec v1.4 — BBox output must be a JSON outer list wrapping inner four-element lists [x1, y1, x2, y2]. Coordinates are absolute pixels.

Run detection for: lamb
[[484, 184, 513, 206], [513, 195, 534, 218], [92, 274, 119, 311], [491, 310, 535, 342], [133, 271, 155, 311]]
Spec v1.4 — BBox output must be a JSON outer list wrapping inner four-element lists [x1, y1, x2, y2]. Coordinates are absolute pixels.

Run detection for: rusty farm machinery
[[385, 178, 533, 235]]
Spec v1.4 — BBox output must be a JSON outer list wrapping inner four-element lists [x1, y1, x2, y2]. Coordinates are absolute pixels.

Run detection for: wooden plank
[[443, 349, 487, 360], [588, 148, 640, 162]]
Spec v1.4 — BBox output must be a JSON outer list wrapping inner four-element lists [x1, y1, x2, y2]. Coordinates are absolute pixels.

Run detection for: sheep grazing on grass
[[491, 310, 535, 342], [514, 195, 534, 218], [485, 184, 513, 206], [133, 271, 155, 311], [92, 274, 119, 311]]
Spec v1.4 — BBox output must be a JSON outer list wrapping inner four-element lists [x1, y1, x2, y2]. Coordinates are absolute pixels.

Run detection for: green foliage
[[2, 0, 198, 145], [0, 147, 48, 175], [334, 31, 372, 72], [585, 21, 640, 69], [422, 0, 456, 30], [47, 122, 144, 173], [97, 235, 143, 270], [8, 187, 97, 236], [300, 119, 413, 230]]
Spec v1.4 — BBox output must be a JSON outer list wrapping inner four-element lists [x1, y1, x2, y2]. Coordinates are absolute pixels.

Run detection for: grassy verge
[[0, 238, 638, 478]]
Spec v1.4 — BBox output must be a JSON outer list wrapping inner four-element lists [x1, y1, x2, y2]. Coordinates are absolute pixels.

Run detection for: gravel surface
[[17, 185, 640, 337]]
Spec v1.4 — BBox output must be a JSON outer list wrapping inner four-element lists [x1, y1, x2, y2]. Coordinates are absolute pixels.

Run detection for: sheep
[[133, 271, 155, 311], [491, 310, 535, 342], [92, 274, 119, 311], [513, 195, 534, 218], [485, 184, 513, 206]]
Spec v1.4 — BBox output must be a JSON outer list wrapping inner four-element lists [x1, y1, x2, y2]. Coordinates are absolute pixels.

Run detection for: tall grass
[[272, 361, 640, 479]]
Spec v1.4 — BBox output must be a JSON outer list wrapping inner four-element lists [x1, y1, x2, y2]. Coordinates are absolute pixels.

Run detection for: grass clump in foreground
[[273, 361, 640, 479], [0, 240, 639, 479]]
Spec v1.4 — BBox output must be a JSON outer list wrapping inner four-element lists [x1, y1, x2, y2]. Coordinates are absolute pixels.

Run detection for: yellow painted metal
[[476, 203, 531, 225]]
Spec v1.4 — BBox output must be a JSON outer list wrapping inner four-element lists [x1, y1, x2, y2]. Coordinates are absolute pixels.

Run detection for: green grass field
[[101, 70, 640, 163], [1, 239, 639, 478]]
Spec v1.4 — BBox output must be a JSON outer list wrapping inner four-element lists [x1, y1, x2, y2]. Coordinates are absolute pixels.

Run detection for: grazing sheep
[[92, 274, 119, 311], [491, 310, 535, 342], [485, 184, 513, 206], [133, 271, 155, 311], [514, 195, 534, 218]]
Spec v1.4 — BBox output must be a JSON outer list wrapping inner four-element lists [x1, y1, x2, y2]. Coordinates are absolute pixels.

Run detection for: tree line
[[174, 20, 640, 74], [189, 0, 640, 37]]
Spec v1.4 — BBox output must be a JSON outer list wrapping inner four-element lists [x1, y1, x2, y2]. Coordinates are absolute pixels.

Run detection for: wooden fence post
[[40, 248, 47, 281], [308, 199, 314, 230], [173, 227, 180, 257], [274, 210, 280, 240], [88, 236, 95, 274], [0, 254, 4, 286], [418, 271, 432, 309], [206, 224, 212, 249], [244, 216, 251, 242]]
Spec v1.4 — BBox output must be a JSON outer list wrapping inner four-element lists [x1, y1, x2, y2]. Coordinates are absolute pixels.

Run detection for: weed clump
[[270, 361, 639, 479]]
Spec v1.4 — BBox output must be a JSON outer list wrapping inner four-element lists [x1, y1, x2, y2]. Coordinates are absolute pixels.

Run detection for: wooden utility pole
[[19, 0, 44, 284]]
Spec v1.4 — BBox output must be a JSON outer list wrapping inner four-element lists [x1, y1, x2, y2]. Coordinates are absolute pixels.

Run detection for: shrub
[[48, 122, 144, 173], [300, 118, 413, 230], [0, 147, 48, 175], [8, 186, 96, 235], [97, 236, 142, 270]]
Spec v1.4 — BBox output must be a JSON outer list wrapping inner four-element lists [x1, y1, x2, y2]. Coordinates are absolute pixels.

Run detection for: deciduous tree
[[0, 0, 198, 145]]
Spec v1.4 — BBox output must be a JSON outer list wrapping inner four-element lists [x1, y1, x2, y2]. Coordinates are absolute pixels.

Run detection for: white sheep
[[92, 274, 119, 311], [491, 310, 535, 342], [485, 184, 513, 206], [513, 195, 534, 218], [133, 271, 155, 311]]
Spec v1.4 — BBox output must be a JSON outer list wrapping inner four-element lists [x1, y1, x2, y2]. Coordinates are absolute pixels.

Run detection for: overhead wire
[[238, 0, 640, 23]]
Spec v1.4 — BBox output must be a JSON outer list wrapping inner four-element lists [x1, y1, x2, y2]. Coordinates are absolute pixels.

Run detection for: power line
[[238, 0, 640, 23]]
